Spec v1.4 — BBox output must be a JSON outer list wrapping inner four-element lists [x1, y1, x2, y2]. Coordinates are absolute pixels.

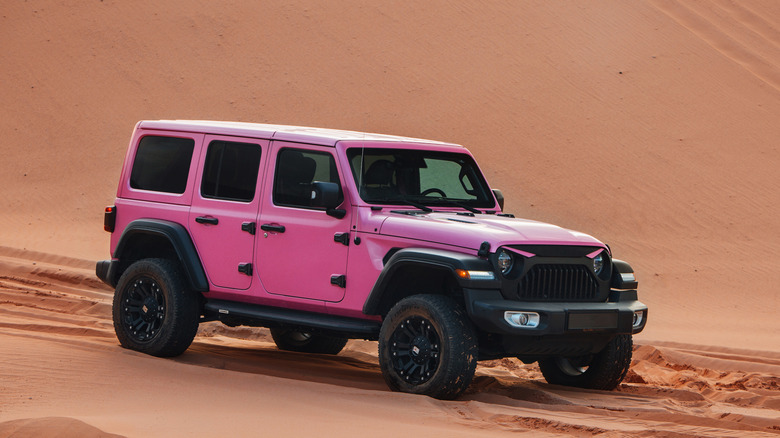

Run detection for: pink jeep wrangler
[[97, 120, 647, 399]]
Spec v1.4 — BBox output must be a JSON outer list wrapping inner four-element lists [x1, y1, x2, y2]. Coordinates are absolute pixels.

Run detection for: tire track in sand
[[1, 252, 779, 436]]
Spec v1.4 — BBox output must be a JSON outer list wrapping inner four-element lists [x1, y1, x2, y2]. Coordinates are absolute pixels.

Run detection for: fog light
[[632, 310, 644, 328], [504, 311, 540, 328], [517, 313, 529, 325]]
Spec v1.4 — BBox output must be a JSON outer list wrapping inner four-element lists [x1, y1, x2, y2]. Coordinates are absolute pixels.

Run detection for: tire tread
[[538, 334, 633, 390]]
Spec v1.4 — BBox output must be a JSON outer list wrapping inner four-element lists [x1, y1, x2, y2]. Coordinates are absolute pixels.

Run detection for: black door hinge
[[334, 232, 350, 246], [238, 263, 253, 276], [330, 274, 346, 288], [241, 222, 256, 235]]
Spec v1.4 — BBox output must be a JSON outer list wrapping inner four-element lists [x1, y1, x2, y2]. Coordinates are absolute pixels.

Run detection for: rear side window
[[201, 141, 262, 202], [130, 136, 194, 194]]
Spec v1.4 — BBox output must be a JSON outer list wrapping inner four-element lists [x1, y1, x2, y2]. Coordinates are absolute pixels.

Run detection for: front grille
[[518, 264, 598, 301]]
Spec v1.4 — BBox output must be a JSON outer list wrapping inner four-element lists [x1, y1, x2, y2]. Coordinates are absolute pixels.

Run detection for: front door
[[189, 136, 267, 290], [256, 142, 351, 302]]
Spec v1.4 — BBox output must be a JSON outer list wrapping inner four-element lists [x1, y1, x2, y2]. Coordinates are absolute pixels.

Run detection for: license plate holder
[[568, 311, 618, 330]]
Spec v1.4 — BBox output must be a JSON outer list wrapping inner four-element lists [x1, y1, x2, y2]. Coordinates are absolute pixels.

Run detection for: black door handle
[[260, 223, 285, 233], [195, 216, 219, 225]]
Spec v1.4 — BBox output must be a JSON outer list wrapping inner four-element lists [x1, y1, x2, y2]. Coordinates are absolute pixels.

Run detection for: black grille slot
[[518, 264, 598, 301]]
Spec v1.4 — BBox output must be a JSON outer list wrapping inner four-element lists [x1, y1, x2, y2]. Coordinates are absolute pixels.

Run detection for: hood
[[378, 211, 605, 252]]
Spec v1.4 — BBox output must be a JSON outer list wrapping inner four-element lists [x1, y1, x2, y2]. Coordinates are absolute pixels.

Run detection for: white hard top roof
[[138, 120, 460, 148]]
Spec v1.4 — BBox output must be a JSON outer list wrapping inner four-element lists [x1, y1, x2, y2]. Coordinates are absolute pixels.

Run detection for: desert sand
[[1, 0, 778, 436]]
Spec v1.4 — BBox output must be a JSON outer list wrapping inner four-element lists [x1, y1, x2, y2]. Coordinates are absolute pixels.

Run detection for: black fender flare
[[362, 247, 498, 316], [610, 259, 638, 290], [110, 219, 209, 292]]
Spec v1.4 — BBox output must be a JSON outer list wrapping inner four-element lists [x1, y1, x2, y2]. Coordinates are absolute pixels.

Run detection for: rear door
[[189, 136, 267, 290]]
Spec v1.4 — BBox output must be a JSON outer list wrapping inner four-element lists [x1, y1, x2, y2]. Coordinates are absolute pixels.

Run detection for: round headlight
[[497, 250, 514, 274], [593, 252, 604, 275]]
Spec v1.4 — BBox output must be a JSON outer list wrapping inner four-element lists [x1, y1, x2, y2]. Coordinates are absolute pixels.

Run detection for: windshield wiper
[[424, 198, 482, 215], [402, 199, 433, 212], [370, 196, 480, 215], [371, 197, 432, 213]]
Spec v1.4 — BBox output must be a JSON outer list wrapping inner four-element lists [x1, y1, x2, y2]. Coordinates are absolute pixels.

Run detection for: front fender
[[611, 259, 638, 290], [362, 247, 498, 316]]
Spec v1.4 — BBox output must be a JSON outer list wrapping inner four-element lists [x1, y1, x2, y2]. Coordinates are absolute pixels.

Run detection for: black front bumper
[[463, 288, 647, 337]]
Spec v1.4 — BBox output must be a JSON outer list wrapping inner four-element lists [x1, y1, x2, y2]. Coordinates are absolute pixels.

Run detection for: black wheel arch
[[610, 259, 638, 290], [362, 247, 498, 317], [105, 219, 208, 292]]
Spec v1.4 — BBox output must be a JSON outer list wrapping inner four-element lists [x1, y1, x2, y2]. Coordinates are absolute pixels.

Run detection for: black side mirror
[[492, 189, 505, 211], [311, 181, 341, 209]]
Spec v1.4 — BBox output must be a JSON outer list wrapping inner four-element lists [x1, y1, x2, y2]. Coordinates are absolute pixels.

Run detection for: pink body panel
[[187, 135, 269, 290], [110, 198, 192, 254], [379, 213, 603, 251], [253, 141, 352, 303], [110, 127, 204, 253]]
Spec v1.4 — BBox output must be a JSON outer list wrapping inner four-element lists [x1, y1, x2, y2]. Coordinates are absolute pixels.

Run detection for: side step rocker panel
[[203, 299, 381, 340]]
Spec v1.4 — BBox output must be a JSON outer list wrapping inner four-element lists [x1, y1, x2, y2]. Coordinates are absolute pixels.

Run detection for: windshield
[[347, 148, 495, 209]]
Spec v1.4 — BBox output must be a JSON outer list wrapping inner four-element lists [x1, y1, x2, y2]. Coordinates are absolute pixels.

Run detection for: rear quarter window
[[130, 136, 194, 194]]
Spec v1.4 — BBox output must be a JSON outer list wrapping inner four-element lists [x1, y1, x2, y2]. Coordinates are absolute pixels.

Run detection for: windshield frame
[[346, 146, 496, 209]]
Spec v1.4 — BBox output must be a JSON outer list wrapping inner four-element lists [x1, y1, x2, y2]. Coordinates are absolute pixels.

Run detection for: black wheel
[[270, 328, 348, 355], [538, 334, 633, 390], [378, 295, 477, 400], [112, 258, 200, 357]]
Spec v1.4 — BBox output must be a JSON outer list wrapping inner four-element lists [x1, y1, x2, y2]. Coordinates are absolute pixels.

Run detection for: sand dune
[[1, 0, 778, 436], [1, 257, 778, 437]]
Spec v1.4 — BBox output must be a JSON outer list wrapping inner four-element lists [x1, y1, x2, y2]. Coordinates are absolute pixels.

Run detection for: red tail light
[[104, 206, 116, 232]]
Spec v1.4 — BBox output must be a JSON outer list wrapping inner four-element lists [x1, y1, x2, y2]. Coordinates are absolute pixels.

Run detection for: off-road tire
[[270, 328, 348, 355], [378, 294, 478, 400], [538, 334, 633, 390], [112, 258, 200, 357]]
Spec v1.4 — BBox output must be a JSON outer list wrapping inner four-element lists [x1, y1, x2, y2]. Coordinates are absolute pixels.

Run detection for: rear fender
[[108, 219, 208, 291]]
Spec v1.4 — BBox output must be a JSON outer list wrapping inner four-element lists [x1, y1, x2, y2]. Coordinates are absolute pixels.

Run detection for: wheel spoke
[[402, 324, 417, 339], [135, 283, 149, 298], [395, 347, 411, 358], [128, 317, 144, 331], [420, 361, 434, 379]]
